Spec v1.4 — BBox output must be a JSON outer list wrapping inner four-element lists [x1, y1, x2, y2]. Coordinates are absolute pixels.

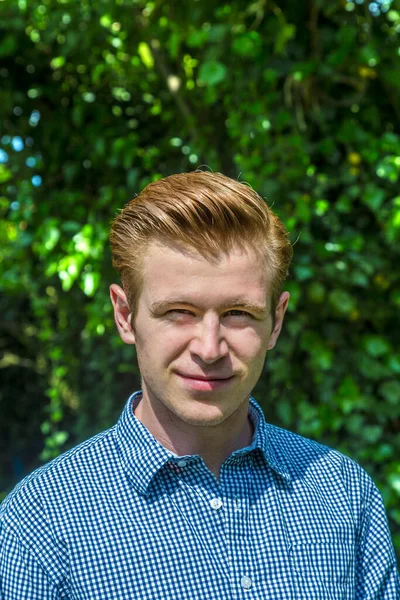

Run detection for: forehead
[[139, 241, 270, 308]]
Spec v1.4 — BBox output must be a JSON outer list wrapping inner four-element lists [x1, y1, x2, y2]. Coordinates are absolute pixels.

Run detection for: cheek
[[154, 327, 192, 362], [228, 328, 269, 360]]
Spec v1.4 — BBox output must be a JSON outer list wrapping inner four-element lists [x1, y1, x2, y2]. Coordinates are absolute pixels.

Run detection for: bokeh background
[[1, 0, 400, 557]]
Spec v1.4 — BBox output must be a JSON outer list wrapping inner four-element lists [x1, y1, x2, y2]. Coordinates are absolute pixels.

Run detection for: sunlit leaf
[[0, 165, 12, 184], [50, 56, 65, 69], [80, 271, 100, 297], [138, 42, 154, 68]]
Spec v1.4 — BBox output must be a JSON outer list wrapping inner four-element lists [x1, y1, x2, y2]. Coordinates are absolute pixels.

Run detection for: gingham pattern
[[1, 392, 399, 599]]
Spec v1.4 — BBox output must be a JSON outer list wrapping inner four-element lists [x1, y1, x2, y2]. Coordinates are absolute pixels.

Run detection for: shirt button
[[210, 497, 223, 510], [177, 460, 187, 468], [241, 576, 253, 590]]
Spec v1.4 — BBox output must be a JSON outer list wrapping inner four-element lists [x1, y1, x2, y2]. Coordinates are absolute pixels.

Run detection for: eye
[[225, 310, 251, 318], [167, 309, 195, 316]]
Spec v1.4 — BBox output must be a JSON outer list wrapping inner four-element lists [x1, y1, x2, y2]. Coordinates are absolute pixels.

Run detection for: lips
[[175, 372, 234, 391], [177, 373, 233, 381]]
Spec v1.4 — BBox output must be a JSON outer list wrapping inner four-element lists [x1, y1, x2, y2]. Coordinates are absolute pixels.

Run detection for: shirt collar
[[248, 398, 293, 484], [115, 391, 292, 496], [115, 391, 173, 496]]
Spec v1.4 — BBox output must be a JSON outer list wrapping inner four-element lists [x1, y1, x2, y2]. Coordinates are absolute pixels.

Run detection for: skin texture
[[110, 241, 289, 477]]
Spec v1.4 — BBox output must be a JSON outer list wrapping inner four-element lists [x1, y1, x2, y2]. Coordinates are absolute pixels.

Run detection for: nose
[[189, 315, 229, 364]]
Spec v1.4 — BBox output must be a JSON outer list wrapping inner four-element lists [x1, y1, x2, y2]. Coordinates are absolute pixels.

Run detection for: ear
[[110, 284, 136, 345], [267, 291, 290, 350]]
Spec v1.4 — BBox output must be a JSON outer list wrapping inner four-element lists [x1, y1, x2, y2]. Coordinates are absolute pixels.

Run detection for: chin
[[173, 403, 234, 428]]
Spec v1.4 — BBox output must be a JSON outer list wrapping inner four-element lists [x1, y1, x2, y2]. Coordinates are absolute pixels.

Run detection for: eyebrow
[[149, 298, 269, 316]]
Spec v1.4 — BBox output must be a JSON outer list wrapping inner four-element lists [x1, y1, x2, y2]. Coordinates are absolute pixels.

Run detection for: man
[[1, 171, 398, 599]]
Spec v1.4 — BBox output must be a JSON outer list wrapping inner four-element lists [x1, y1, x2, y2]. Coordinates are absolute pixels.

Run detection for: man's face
[[111, 241, 289, 429]]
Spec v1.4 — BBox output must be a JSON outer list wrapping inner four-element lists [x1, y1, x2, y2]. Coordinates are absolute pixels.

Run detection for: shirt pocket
[[290, 540, 354, 585]]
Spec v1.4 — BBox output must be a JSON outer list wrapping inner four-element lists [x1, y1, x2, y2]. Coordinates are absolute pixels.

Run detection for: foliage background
[[1, 0, 399, 558]]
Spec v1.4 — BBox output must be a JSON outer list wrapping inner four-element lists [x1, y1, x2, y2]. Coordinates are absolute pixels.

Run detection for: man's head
[[109, 171, 293, 430], [109, 171, 293, 322]]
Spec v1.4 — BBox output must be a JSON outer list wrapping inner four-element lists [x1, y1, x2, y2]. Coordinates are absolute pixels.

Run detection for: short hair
[[109, 171, 293, 318]]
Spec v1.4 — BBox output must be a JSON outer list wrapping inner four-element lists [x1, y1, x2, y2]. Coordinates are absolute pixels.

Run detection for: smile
[[176, 373, 234, 391]]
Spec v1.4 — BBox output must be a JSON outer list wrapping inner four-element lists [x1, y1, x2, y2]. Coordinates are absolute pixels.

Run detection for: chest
[[62, 467, 356, 600]]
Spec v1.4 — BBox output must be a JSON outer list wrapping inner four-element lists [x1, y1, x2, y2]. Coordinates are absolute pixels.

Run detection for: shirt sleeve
[[355, 475, 400, 599], [0, 523, 62, 600]]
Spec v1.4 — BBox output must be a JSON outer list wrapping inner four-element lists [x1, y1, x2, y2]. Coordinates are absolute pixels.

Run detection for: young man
[[1, 172, 398, 598]]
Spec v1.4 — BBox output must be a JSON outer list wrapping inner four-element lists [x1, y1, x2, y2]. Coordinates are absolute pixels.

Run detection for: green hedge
[[1, 0, 399, 558]]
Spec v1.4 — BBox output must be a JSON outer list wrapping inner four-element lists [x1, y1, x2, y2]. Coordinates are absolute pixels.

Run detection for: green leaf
[[80, 271, 100, 297], [0, 34, 17, 57], [100, 13, 112, 28], [328, 290, 357, 314], [363, 335, 391, 358], [50, 409, 63, 423], [50, 56, 65, 69], [335, 376, 361, 414], [274, 24, 296, 55], [40, 421, 51, 435], [0, 165, 12, 184], [53, 431, 69, 446], [167, 31, 181, 59], [32, 219, 61, 256], [276, 400, 293, 426], [388, 354, 400, 374], [361, 425, 383, 443], [263, 68, 278, 84], [307, 282, 326, 303], [379, 380, 400, 405], [207, 25, 228, 43], [388, 473, 400, 496], [376, 155, 400, 182], [57, 254, 84, 291], [294, 265, 314, 281], [358, 355, 392, 381], [362, 184, 386, 213], [186, 29, 208, 48], [232, 32, 261, 57], [138, 42, 154, 69], [197, 61, 227, 86]]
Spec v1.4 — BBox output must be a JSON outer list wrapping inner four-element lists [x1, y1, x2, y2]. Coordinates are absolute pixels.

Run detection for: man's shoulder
[[265, 419, 339, 460], [263, 420, 373, 492], [1, 426, 117, 526]]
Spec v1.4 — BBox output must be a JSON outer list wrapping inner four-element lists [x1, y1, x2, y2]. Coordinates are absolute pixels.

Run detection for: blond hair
[[110, 171, 292, 317]]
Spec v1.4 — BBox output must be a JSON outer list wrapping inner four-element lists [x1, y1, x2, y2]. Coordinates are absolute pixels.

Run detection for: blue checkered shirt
[[1, 392, 399, 599]]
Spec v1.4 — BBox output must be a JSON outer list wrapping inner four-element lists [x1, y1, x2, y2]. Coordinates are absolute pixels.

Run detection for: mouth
[[175, 372, 234, 391], [179, 373, 233, 380]]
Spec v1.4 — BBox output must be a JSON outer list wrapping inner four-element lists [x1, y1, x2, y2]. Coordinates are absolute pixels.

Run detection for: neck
[[134, 393, 254, 479]]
